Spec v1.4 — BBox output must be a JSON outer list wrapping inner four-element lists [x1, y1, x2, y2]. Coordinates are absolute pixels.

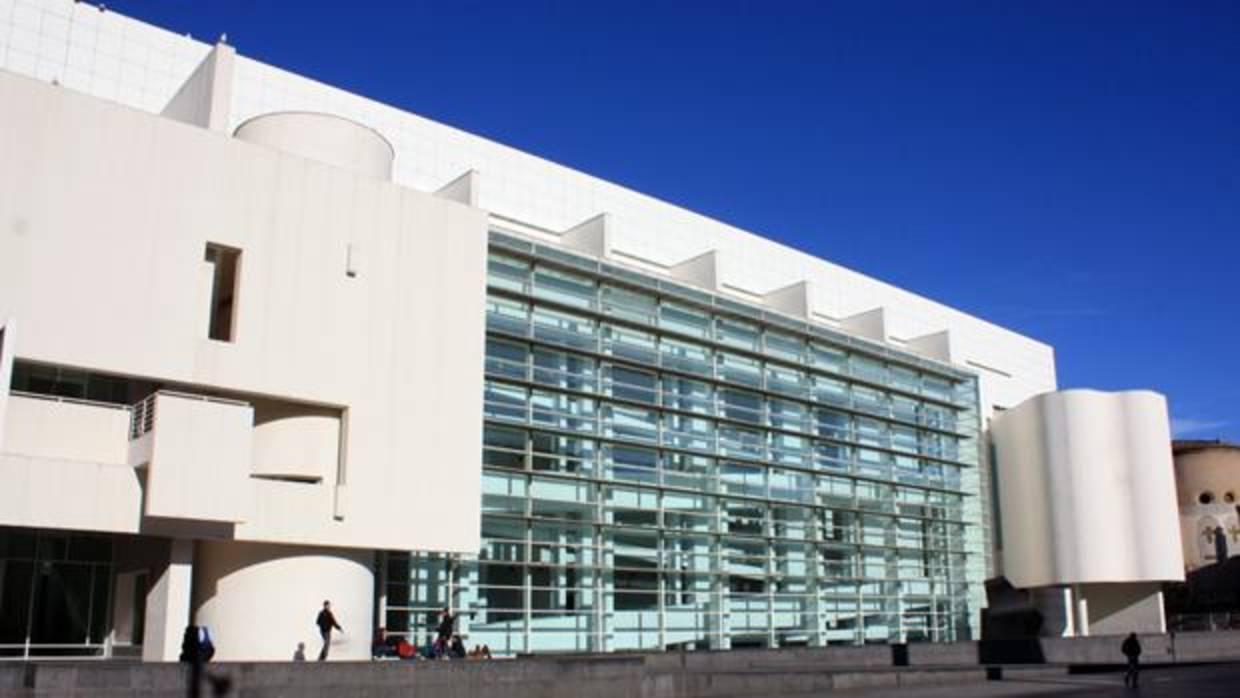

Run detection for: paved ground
[[847, 662, 1240, 697]]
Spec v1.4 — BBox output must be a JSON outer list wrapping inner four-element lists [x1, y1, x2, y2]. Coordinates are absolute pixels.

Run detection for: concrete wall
[[1081, 583, 1166, 636], [3, 393, 130, 465], [0, 453, 142, 533], [991, 390, 1184, 589], [5, 631, 1240, 698], [0, 69, 488, 555], [0, 320, 13, 454], [141, 393, 254, 523], [0, 0, 1058, 423], [234, 111, 394, 181]]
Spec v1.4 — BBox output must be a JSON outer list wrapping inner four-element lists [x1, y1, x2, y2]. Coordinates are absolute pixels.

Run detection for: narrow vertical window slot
[[204, 243, 241, 342]]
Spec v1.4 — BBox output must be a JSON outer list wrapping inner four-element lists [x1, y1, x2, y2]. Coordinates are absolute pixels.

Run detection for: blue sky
[[110, 1, 1239, 440]]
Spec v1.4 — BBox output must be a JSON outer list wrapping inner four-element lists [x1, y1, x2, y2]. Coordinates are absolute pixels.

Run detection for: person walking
[[1122, 632, 1142, 688], [316, 600, 343, 661], [436, 607, 456, 643]]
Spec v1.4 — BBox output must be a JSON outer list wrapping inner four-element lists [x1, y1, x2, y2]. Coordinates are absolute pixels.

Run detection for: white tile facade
[[0, 0, 1057, 418]]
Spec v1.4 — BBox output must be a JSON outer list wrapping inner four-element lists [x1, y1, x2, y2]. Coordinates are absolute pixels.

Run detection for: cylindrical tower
[[192, 540, 374, 661], [234, 111, 395, 180], [1173, 440, 1240, 571]]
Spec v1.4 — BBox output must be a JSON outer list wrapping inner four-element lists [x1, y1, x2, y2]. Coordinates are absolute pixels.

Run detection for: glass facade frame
[[387, 231, 985, 655]]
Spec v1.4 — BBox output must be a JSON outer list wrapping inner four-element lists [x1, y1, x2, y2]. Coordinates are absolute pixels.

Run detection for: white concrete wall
[[141, 393, 254, 523], [1080, 583, 1166, 635], [251, 401, 340, 482], [0, 0, 1057, 427], [0, 69, 488, 555], [0, 320, 13, 453], [3, 393, 130, 464], [234, 111, 394, 180], [143, 539, 194, 661], [991, 390, 1185, 589], [192, 540, 373, 661], [0, 452, 142, 533]]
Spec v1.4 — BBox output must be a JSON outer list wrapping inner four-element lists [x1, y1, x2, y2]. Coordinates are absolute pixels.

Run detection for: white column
[[1070, 584, 1090, 637], [142, 539, 194, 661]]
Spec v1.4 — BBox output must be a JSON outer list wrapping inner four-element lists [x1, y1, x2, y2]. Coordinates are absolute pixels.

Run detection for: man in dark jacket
[[316, 600, 343, 661], [1122, 632, 1142, 688], [436, 607, 456, 642]]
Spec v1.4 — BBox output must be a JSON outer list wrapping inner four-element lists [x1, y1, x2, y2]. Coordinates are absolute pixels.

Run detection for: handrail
[[128, 390, 250, 440], [151, 389, 250, 407], [8, 390, 132, 411]]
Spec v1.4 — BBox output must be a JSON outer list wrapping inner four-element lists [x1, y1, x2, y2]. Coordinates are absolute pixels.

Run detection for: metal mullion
[[484, 235, 974, 383], [483, 412, 976, 498], [485, 340, 976, 465], [488, 284, 973, 412]]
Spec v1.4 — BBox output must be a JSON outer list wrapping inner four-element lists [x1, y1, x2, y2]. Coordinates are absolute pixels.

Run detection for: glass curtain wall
[[386, 232, 984, 655], [0, 528, 113, 658]]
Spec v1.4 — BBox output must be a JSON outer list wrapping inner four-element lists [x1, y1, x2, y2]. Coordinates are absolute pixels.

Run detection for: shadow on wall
[[976, 638, 1048, 665], [1165, 556, 1240, 625]]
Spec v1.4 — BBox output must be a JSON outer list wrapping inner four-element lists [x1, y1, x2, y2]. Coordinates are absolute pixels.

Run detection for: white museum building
[[0, 0, 1183, 660]]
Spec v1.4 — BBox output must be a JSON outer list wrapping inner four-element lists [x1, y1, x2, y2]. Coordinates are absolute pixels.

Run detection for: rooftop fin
[[668, 250, 721, 292], [560, 213, 611, 258], [434, 169, 481, 207], [162, 42, 235, 133], [906, 330, 956, 363], [841, 308, 888, 342], [762, 280, 814, 319]]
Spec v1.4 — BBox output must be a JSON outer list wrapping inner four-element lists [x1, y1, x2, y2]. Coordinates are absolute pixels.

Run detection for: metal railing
[[1167, 612, 1240, 632], [127, 390, 249, 441], [9, 389, 132, 411], [130, 393, 156, 440]]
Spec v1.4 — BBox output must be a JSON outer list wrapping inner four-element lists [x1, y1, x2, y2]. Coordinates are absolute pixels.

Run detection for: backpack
[[198, 626, 216, 662]]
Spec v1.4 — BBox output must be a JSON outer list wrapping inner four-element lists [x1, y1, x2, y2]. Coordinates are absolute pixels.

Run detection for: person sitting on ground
[[480, 644, 492, 660], [450, 634, 467, 659], [372, 626, 395, 659]]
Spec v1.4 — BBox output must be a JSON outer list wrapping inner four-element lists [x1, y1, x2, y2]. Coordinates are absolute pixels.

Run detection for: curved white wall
[[234, 112, 394, 180], [192, 541, 373, 661], [251, 400, 340, 482], [991, 389, 1184, 588]]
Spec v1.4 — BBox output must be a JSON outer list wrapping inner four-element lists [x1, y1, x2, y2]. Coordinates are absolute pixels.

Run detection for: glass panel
[[601, 325, 657, 364], [533, 307, 596, 350], [533, 266, 596, 309], [764, 331, 804, 362], [488, 253, 531, 292], [601, 285, 657, 325], [659, 302, 711, 339], [717, 352, 762, 387], [660, 338, 713, 376], [717, 317, 761, 351], [486, 339, 528, 380], [605, 365, 658, 404]]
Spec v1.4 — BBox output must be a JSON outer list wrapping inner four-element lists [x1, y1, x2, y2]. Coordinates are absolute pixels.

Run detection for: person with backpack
[[315, 600, 343, 661]]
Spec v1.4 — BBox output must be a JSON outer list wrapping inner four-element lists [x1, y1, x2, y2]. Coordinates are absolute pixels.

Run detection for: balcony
[[129, 391, 254, 524]]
